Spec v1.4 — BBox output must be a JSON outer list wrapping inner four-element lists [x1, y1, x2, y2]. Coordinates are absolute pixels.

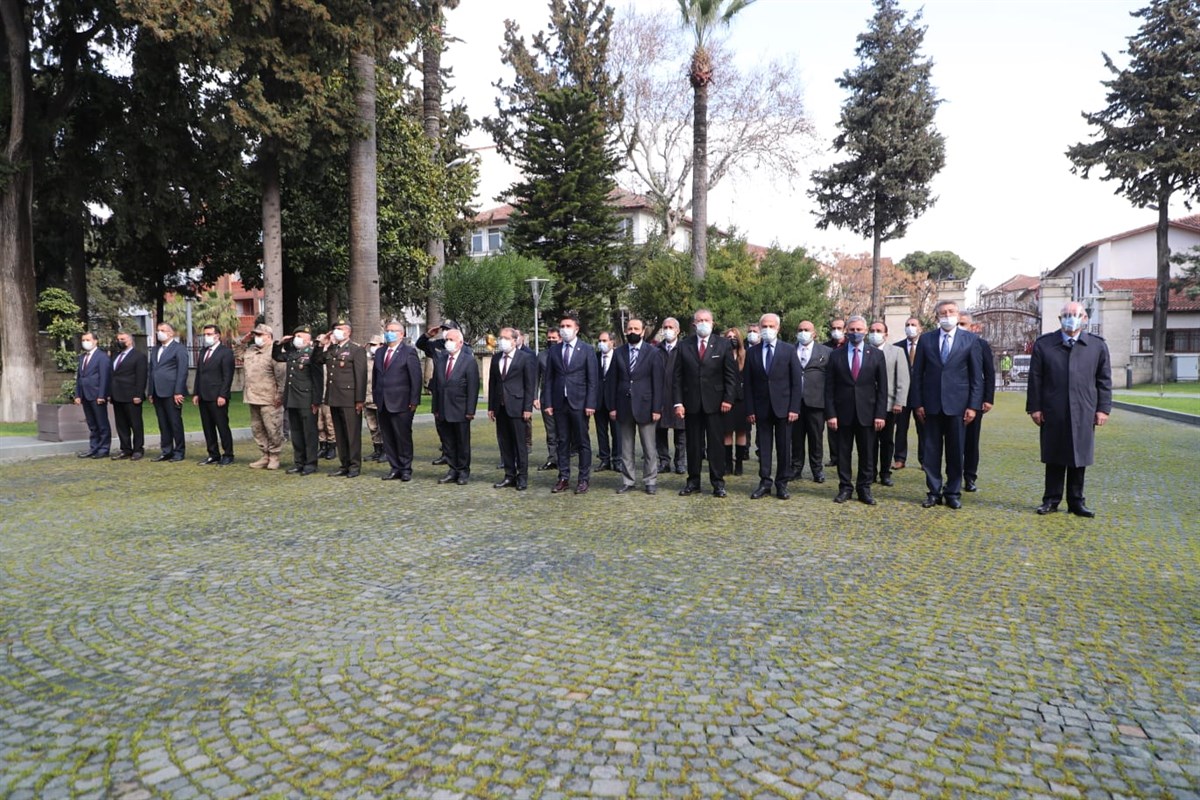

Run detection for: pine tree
[[809, 0, 945, 322], [1068, 0, 1200, 383]]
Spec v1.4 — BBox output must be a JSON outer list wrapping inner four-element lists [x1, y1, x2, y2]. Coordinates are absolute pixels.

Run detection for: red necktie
[[204, 348, 212, 363], [501, 354, 509, 377], [445, 354, 454, 379], [698, 338, 707, 360], [115, 351, 126, 370], [384, 348, 393, 369], [851, 347, 861, 380], [83, 352, 92, 372]]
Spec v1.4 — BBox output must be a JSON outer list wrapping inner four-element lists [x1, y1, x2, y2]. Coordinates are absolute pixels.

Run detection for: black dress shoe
[[750, 483, 772, 500], [1067, 503, 1095, 518], [382, 470, 403, 480], [834, 490, 853, 504], [673, 466, 686, 474], [300, 466, 317, 475], [287, 467, 305, 474], [712, 485, 727, 498], [400, 472, 412, 481], [678, 484, 701, 496], [858, 490, 877, 505], [963, 480, 978, 492], [775, 485, 791, 500], [330, 468, 349, 477], [456, 475, 469, 485], [112, 452, 132, 461], [921, 495, 941, 508], [198, 456, 219, 465], [879, 476, 894, 487], [537, 460, 556, 471], [218, 455, 234, 466], [437, 471, 458, 484], [615, 484, 634, 494], [91, 452, 109, 459], [551, 479, 570, 493], [130, 452, 144, 461], [516, 480, 528, 491], [169, 454, 185, 462], [345, 469, 360, 478], [1035, 502, 1059, 515], [493, 478, 516, 489], [152, 453, 173, 462], [595, 462, 611, 472], [77, 450, 94, 458], [945, 496, 962, 509], [644, 485, 656, 495], [812, 473, 826, 484], [432, 455, 448, 466]]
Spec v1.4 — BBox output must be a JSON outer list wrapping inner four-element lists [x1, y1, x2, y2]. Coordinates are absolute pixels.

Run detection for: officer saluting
[[273, 326, 325, 475], [319, 320, 368, 478]]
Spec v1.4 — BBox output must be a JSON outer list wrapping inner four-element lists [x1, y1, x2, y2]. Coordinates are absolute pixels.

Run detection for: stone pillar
[[1040, 277, 1073, 334], [883, 294, 911, 340], [1097, 289, 1133, 373], [935, 279, 968, 312]]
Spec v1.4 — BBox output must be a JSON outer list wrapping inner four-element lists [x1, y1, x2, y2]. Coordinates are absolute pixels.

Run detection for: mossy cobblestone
[[1, 395, 1197, 798]]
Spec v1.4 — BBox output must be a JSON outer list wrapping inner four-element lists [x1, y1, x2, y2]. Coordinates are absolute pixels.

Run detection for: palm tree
[[678, 0, 756, 281]]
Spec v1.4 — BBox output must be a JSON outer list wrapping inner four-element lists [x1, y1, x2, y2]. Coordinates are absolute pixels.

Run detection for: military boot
[[266, 455, 281, 470], [249, 455, 270, 469]]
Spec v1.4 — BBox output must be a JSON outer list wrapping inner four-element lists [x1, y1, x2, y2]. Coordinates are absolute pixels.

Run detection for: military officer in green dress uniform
[[273, 326, 325, 475], [320, 320, 368, 478]]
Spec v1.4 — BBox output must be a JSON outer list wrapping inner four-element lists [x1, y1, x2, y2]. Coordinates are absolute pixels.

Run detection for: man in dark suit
[[274, 326, 325, 475], [892, 317, 923, 470], [1026, 301, 1112, 517], [790, 320, 833, 483], [607, 318, 664, 495], [193, 324, 235, 465], [823, 317, 847, 469], [542, 315, 599, 494], [534, 326, 561, 471], [959, 314, 995, 493], [73, 331, 112, 458], [372, 319, 423, 481], [109, 330, 147, 460], [655, 317, 687, 475], [825, 316, 888, 505], [489, 327, 538, 490], [743, 313, 803, 499], [673, 308, 739, 497], [147, 321, 190, 461], [912, 300, 983, 509], [593, 330, 619, 471], [321, 320, 369, 478], [429, 328, 479, 484]]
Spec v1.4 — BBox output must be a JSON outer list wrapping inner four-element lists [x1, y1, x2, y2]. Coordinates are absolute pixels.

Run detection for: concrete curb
[[1111, 399, 1200, 426]]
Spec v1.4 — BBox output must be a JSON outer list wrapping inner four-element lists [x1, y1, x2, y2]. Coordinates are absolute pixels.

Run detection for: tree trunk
[[0, 0, 42, 422], [423, 8, 445, 329], [871, 225, 883, 322], [1151, 195, 1170, 384], [260, 145, 285, 340], [691, 77, 708, 281], [348, 48, 379, 342]]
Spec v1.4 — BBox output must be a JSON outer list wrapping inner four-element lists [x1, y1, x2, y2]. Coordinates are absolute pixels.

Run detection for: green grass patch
[[1119, 381, 1199, 395], [1115, 395, 1200, 415]]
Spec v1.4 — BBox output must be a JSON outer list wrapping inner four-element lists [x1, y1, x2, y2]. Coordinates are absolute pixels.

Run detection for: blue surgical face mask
[[846, 331, 866, 345], [384, 331, 399, 344], [796, 330, 813, 346], [1061, 315, 1084, 332], [695, 321, 713, 338]]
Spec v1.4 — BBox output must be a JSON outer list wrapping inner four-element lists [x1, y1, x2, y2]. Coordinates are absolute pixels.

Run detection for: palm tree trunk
[[423, 7, 445, 329], [0, 0, 42, 421], [1151, 192, 1170, 384], [260, 145, 284, 339], [348, 48, 379, 341], [691, 78, 708, 281]]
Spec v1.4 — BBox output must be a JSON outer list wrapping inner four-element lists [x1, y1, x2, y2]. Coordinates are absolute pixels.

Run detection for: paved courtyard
[[1, 395, 1197, 799]]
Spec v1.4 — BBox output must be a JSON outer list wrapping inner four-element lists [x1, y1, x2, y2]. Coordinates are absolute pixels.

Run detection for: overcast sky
[[442, 0, 1181, 296]]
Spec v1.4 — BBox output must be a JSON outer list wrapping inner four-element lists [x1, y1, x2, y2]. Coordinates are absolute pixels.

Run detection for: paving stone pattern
[[1, 396, 1197, 799]]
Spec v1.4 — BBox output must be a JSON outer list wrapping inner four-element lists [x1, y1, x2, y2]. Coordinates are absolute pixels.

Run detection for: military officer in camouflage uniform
[[321, 320, 368, 478], [273, 326, 325, 475], [365, 333, 385, 462], [242, 323, 287, 469], [317, 398, 337, 460]]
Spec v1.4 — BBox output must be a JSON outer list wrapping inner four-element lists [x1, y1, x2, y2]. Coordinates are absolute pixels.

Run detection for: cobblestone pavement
[[1, 396, 1197, 799]]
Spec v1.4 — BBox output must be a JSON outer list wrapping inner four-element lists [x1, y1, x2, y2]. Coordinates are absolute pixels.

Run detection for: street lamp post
[[526, 277, 550, 355]]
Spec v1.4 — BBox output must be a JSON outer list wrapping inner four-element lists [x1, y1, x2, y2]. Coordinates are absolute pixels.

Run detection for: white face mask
[[1060, 314, 1084, 332], [760, 327, 778, 343], [796, 330, 813, 346], [203, 334, 217, 347], [905, 325, 919, 338], [294, 337, 310, 350], [156, 330, 170, 343], [368, 346, 379, 357], [938, 316, 958, 331], [81, 340, 95, 352], [498, 337, 514, 354], [559, 327, 577, 343], [332, 328, 346, 343], [598, 341, 611, 354], [662, 328, 677, 342], [695, 321, 713, 338], [745, 331, 761, 345], [868, 332, 885, 347], [830, 329, 845, 342], [254, 336, 265, 347], [444, 339, 460, 354]]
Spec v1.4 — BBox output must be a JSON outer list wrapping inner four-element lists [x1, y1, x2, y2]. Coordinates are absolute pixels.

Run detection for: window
[[488, 228, 504, 253], [471, 231, 484, 254], [237, 299, 256, 317], [1138, 328, 1200, 353], [616, 217, 632, 240]]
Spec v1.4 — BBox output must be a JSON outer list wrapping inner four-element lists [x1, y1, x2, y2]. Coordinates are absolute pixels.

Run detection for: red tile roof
[[1099, 278, 1200, 312], [472, 188, 666, 226], [988, 274, 1039, 294]]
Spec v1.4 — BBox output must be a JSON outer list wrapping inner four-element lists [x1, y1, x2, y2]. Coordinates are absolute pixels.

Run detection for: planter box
[[36, 403, 117, 443]]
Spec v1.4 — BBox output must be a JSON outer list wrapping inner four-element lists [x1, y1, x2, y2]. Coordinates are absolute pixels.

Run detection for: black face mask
[[625, 333, 641, 345], [727, 339, 740, 349]]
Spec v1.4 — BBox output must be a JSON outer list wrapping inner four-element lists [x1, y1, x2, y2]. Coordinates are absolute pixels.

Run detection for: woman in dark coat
[[722, 327, 750, 475]]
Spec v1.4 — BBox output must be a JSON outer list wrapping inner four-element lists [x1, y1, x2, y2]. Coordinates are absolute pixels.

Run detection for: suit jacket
[[323, 341, 368, 407], [430, 349, 480, 423], [147, 339, 190, 398], [606, 343, 664, 425], [911, 328, 982, 416], [978, 336, 996, 405], [656, 341, 686, 429], [488, 348, 537, 418], [743, 339, 803, 420], [894, 337, 920, 407], [825, 343, 888, 426], [673, 334, 739, 414], [110, 347, 147, 403], [372, 343, 422, 414], [75, 349, 111, 402], [1025, 330, 1112, 467], [878, 342, 910, 412], [595, 349, 617, 412], [541, 339, 599, 412], [194, 344, 235, 402], [794, 341, 832, 409]]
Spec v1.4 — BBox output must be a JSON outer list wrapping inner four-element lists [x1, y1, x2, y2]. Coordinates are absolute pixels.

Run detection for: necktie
[[115, 351, 126, 370], [1066, 338, 1075, 349], [851, 346, 861, 380], [908, 341, 915, 366], [765, 343, 774, 373], [501, 354, 509, 377], [563, 344, 571, 368], [83, 352, 92, 373], [384, 347, 393, 369], [602, 354, 609, 375], [629, 346, 638, 371], [800, 346, 808, 369], [940, 333, 951, 364], [698, 338, 707, 360], [157, 344, 164, 362], [204, 347, 212, 363], [445, 354, 454, 379]]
